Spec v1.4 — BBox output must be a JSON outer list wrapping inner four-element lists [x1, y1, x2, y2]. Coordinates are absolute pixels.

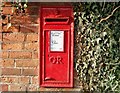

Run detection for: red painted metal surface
[[40, 6, 74, 87]]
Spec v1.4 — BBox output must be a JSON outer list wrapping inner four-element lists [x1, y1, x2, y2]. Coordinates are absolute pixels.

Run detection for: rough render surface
[[0, 2, 81, 91]]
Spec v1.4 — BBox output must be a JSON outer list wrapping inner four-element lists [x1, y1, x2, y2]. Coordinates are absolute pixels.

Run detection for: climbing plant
[[74, 2, 120, 92], [11, 0, 27, 15], [1, 1, 27, 30]]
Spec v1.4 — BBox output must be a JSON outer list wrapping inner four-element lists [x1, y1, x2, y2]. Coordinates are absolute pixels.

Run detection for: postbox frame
[[39, 5, 74, 88]]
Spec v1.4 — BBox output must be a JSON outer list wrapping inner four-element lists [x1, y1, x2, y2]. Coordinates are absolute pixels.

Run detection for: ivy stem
[[98, 5, 120, 24]]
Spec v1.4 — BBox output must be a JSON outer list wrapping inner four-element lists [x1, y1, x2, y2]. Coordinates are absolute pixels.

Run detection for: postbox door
[[44, 30, 70, 83]]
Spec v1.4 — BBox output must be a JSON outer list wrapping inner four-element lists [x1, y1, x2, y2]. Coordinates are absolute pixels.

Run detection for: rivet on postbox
[[40, 6, 74, 87]]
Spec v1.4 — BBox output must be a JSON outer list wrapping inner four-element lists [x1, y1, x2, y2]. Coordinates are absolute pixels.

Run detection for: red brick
[[0, 84, 8, 91], [11, 15, 39, 24], [2, 33, 25, 42], [11, 16, 27, 24], [0, 77, 19, 83], [0, 77, 7, 83], [0, 67, 1, 75], [9, 51, 32, 59], [0, 33, 2, 42], [28, 85, 38, 91], [20, 24, 39, 33], [7, 77, 19, 83], [16, 59, 38, 67], [31, 76, 38, 85], [0, 59, 2, 67], [20, 25, 32, 33], [0, 0, 3, 3], [26, 6, 39, 15], [2, 43, 23, 50], [2, 25, 19, 33], [0, 51, 1, 58], [33, 51, 38, 59], [24, 42, 38, 51], [11, 16, 22, 25], [18, 77, 30, 84], [29, 16, 39, 24], [0, 20, 2, 32], [15, 60, 38, 67], [9, 84, 26, 91], [22, 69, 37, 76], [2, 7, 13, 15], [3, 2, 12, 6], [7, 25, 19, 32], [2, 59, 14, 67], [26, 33, 38, 42], [1, 51, 8, 58], [1, 68, 21, 75]]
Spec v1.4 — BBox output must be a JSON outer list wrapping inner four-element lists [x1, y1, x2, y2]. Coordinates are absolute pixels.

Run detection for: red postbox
[[40, 6, 74, 87]]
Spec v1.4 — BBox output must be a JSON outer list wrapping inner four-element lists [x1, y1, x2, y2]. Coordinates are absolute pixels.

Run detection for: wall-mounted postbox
[[40, 6, 74, 87]]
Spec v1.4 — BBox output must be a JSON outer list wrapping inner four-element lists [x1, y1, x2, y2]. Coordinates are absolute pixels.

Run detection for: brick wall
[[0, 2, 81, 92]]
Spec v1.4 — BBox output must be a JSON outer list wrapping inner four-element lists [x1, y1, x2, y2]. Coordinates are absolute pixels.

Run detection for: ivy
[[74, 2, 120, 92]]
